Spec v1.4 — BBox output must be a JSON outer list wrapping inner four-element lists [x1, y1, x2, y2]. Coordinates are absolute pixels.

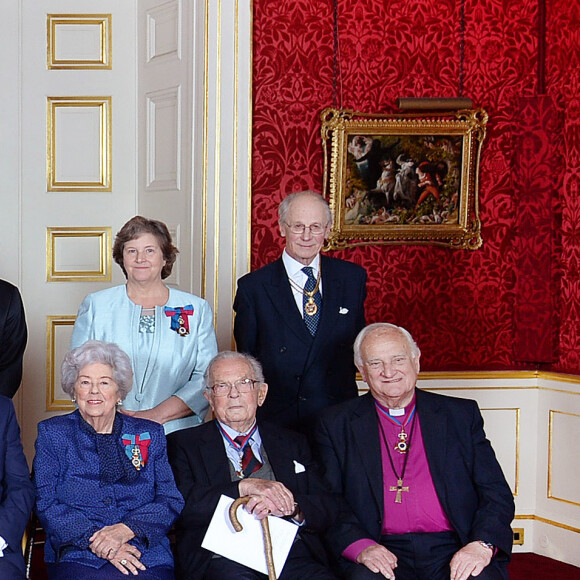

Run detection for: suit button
[[298, 396, 307, 401], [279, 347, 287, 353], [103, 497, 113, 506], [295, 375, 301, 381]]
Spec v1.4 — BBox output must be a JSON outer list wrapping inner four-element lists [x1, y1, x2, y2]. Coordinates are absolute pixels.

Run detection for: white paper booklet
[[201, 494, 299, 578]]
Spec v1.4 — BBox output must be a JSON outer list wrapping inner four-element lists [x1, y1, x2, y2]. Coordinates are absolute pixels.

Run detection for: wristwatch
[[478, 540, 494, 552]]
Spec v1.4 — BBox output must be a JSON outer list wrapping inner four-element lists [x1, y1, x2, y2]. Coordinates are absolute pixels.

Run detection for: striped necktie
[[234, 435, 262, 477]]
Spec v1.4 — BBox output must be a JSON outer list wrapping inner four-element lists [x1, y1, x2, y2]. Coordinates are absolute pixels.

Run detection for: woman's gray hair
[[278, 190, 332, 226], [354, 323, 421, 368], [61, 340, 134, 400], [204, 351, 265, 390]]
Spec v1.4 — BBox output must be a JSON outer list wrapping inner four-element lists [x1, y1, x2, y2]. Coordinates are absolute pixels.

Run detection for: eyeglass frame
[[208, 378, 260, 397], [283, 221, 329, 236]]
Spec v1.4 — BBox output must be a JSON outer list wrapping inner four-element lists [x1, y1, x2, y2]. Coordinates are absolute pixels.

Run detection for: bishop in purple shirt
[[316, 323, 514, 580]]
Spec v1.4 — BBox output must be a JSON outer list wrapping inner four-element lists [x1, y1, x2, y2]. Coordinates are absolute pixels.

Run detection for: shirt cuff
[[342, 539, 377, 563], [0, 535, 7, 557]]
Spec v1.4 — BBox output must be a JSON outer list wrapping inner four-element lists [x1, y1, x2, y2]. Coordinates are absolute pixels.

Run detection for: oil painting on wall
[[321, 108, 488, 250]]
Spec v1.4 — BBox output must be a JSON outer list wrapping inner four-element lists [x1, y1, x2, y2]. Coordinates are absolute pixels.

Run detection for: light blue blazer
[[71, 285, 218, 433]]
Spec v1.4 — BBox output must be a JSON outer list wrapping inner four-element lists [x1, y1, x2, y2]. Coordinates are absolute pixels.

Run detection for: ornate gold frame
[[321, 108, 488, 250], [47, 96, 112, 192], [46, 227, 112, 282], [47, 14, 112, 70], [46, 315, 76, 411]]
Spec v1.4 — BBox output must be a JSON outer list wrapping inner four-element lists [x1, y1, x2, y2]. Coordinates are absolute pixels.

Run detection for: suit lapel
[[304, 256, 343, 371], [416, 389, 449, 511], [199, 422, 232, 482], [264, 259, 312, 345], [352, 394, 384, 514], [259, 422, 297, 487]]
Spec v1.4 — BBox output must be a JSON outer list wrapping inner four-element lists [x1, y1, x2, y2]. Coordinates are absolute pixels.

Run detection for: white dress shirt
[[217, 420, 264, 473], [282, 250, 323, 317]]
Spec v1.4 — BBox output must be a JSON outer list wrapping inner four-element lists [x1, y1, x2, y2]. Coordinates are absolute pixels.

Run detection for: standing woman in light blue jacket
[[71, 216, 218, 434]]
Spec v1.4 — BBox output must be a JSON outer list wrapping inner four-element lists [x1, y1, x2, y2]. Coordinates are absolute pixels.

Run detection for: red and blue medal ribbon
[[216, 421, 261, 477], [122, 432, 151, 470], [374, 402, 416, 428], [375, 402, 416, 454], [164, 304, 194, 336], [216, 421, 258, 453]]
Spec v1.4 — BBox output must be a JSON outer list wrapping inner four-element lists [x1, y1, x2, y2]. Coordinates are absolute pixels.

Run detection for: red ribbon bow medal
[[164, 304, 194, 336]]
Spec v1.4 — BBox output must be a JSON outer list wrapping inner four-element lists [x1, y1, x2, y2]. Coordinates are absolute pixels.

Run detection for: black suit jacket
[[233, 256, 366, 430], [167, 420, 338, 579], [316, 390, 514, 574], [0, 396, 35, 577], [0, 281, 27, 398]]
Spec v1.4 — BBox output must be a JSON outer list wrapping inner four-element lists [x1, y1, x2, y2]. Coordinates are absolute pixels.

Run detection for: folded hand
[[110, 543, 146, 576], [89, 523, 135, 559]]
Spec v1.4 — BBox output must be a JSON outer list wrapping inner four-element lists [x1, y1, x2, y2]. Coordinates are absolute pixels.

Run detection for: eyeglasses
[[210, 378, 258, 397], [284, 222, 327, 235]]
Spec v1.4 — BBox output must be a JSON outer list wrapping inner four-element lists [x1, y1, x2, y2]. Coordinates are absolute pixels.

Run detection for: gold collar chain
[[287, 269, 321, 298]]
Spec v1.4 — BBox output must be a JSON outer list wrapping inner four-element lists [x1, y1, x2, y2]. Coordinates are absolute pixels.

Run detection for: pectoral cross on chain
[[389, 478, 409, 503]]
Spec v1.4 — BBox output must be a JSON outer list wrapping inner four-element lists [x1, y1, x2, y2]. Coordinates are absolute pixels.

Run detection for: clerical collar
[[282, 249, 321, 279], [375, 394, 417, 419]]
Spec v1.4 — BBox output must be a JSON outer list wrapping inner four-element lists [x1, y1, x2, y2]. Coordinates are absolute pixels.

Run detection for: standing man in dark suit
[[316, 323, 514, 580], [167, 351, 339, 579], [233, 190, 367, 433], [0, 280, 27, 398], [0, 396, 35, 579]]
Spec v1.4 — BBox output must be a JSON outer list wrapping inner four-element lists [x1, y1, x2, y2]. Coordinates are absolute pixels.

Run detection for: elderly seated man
[[168, 350, 339, 580], [315, 323, 514, 580]]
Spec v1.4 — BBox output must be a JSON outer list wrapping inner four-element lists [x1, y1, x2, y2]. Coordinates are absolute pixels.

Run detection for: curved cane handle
[[229, 496, 276, 579], [229, 496, 249, 532]]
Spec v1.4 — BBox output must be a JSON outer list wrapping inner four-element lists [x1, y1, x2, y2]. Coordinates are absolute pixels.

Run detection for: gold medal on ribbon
[[304, 297, 318, 316], [177, 314, 189, 336], [394, 430, 408, 454], [131, 446, 143, 470]]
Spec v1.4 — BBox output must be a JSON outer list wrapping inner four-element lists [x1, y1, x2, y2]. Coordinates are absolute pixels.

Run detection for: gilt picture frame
[[320, 108, 488, 250]]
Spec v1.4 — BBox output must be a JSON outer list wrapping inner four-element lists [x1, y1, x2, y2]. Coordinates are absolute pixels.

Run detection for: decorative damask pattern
[[546, 0, 580, 373], [512, 96, 561, 364], [252, 0, 578, 372]]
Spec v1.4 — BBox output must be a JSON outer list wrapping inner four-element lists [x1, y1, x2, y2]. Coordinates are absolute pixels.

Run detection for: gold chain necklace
[[288, 270, 321, 316]]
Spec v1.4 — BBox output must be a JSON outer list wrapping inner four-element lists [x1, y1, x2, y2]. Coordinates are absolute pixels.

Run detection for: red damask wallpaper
[[251, 0, 580, 372]]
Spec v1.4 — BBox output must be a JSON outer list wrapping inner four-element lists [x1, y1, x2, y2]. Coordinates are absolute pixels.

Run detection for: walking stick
[[229, 496, 276, 580]]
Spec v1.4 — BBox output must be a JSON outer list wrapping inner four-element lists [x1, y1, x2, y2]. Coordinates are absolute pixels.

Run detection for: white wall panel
[[481, 408, 519, 494], [47, 14, 112, 68], [146, 86, 181, 190], [146, 0, 181, 62], [549, 411, 580, 505]]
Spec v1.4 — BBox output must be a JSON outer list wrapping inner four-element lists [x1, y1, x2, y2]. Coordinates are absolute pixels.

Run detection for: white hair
[[204, 351, 265, 390], [61, 340, 133, 400], [353, 323, 420, 368], [278, 190, 332, 225]]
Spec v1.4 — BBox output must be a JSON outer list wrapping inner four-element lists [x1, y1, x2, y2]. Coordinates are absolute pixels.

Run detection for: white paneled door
[[1, 0, 251, 461], [14, 1, 138, 459]]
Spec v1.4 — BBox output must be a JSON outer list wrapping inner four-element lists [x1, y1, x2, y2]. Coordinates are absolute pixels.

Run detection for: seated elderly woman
[[33, 340, 184, 580]]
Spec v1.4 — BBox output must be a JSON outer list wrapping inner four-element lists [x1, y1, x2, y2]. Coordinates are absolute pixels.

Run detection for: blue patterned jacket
[[33, 411, 184, 569]]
